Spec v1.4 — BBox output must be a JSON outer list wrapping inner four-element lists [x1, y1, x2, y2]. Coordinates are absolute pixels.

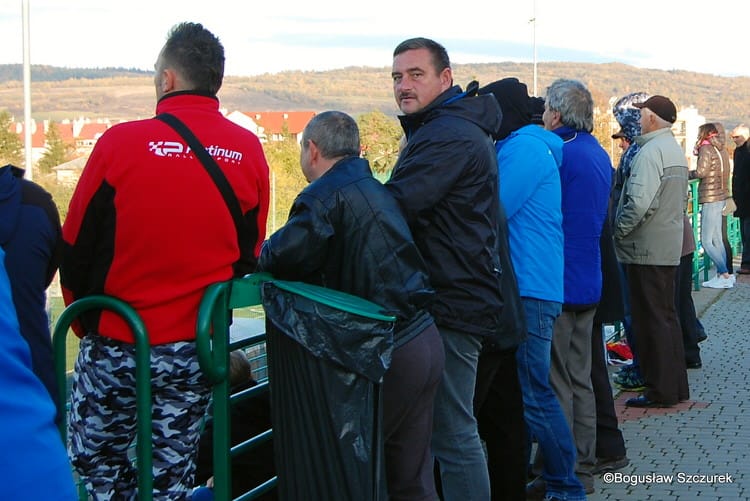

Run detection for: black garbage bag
[[261, 280, 394, 501]]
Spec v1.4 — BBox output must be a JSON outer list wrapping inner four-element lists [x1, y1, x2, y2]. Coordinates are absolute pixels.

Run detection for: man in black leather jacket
[[258, 111, 445, 501], [386, 37, 504, 501]]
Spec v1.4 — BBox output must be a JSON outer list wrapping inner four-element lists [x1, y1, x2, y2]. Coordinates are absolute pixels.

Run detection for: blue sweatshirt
[[0, 247, 76, 500], [552, 126, 612, 307], [497, 125, 564, 303]]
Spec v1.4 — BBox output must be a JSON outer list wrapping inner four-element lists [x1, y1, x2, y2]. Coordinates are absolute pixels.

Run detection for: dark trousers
[[474, 347, 526, 501], [722, 217, 734, 274], [590, 323, 626, 459], [740, 216, 750, 268], [383, 323, 445, 501], [626, 264, 689, 405], [675, 253, 701, 365]]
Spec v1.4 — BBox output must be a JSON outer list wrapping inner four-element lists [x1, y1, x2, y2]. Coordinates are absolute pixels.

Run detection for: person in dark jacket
[[258, 111, 445, 501], [0, 164, 62, 421], [194, 351, 275, 500], [386, 37, 503, 500], [590, 174, 629, 476], [731, 124, 750, 273]]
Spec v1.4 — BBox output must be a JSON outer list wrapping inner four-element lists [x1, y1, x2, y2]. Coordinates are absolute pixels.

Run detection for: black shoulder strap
[[155, 113, 254, 276]]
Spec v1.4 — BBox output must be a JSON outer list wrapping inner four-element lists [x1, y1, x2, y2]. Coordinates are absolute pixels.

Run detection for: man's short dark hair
[[302, 111, 360, 160], [393, 37, 450, 74], [162, 22, 224, 95]]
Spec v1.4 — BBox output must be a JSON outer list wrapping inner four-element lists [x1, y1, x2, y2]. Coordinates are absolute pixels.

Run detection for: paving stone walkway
[[589, 274, 750, 500]]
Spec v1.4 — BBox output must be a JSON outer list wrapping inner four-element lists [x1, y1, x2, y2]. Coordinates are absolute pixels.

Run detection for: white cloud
[[0, 0, 748, 77]]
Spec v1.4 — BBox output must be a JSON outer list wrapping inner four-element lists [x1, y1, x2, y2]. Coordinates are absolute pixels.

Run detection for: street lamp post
[[531, 0, 538, 97], [22, 0, 33, 181]]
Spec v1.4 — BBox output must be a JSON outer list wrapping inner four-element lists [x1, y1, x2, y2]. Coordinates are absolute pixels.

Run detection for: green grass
[[49, 297, 266, 374], [48, 296, 80, 373]]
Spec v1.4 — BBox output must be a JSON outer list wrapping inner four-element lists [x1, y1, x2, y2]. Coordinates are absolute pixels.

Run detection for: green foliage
[[35, 173, 75, 221], [37, 122, 75, 174], [357, 111, 402, 175], [262, 135, 306, 235], [0, 109, 23, 166]]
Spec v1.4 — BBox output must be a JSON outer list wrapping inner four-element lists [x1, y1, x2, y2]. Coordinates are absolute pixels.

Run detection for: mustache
[[398, 92, 416, 100]]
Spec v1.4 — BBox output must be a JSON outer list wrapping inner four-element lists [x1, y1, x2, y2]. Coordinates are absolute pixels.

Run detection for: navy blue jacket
[[0, 165, 62, 410], [386, 84, 505, 337]]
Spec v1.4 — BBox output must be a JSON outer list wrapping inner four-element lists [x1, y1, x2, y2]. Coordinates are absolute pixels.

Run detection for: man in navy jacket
[[0, 164, 62, 419]]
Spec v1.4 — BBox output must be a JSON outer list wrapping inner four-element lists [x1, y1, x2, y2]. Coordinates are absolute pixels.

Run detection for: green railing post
[[689, 179, 703, 290], [52, 295, 153, 501], [196, 281, 233, 501]]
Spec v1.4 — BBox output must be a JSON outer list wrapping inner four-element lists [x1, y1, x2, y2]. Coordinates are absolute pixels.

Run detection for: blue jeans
[[701, 201, 728, 274], [516, 298, 586, 501], [432, 326, 490, 501]]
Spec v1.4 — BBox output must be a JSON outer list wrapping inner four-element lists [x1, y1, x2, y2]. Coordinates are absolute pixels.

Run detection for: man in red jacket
[[60, 22, 269, 500]]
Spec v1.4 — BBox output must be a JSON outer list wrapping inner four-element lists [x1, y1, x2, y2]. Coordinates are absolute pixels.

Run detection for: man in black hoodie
[[387, 37, 504, 501]]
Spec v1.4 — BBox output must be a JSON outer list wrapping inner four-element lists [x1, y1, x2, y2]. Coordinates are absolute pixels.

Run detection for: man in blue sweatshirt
[[479, 78, 585, 501], [0, 246, 76, 500]]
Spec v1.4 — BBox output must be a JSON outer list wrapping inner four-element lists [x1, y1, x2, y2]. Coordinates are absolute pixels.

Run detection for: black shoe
[[625, 395, 673, 408], [592, 455, 630, 474], [525, 477, 546, 500], [686, 361, 702, 369]]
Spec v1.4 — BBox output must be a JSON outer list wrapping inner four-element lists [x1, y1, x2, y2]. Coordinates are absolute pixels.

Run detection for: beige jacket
[[693, 131, 730, 203]]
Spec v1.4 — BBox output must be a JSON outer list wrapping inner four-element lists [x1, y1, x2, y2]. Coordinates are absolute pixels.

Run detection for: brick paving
[[588, 272, 750, 500]]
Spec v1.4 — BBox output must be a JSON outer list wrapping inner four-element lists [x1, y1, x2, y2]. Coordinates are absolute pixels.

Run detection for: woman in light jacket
[[691, 123, 733, 288]]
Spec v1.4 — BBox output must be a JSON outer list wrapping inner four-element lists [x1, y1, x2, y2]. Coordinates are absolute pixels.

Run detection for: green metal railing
[[195, 272, 276, 501], [52, 295, 153, 501], [53, 272, 394, 500]]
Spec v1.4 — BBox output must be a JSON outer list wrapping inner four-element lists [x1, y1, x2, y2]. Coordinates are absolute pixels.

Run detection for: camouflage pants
[[68, 335, 211, 501]]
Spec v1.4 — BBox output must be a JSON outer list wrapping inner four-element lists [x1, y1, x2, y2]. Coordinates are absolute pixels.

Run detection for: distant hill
[[0, 64, 151, 82], [1, 62, 749, 127]]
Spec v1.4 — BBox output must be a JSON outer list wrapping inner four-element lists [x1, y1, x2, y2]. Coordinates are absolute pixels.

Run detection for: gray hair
[[545, 79, 594, 132], [732, 124, 750, 140], [301, 111, 360, 159]]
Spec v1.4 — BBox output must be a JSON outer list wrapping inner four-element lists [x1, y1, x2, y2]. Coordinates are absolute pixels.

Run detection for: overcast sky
[[0, 1, 747, 77]]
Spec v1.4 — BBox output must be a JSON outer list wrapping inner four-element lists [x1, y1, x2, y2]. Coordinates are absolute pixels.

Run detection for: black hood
[[0, 165, 22, 245], [478, 77, 531, 140]]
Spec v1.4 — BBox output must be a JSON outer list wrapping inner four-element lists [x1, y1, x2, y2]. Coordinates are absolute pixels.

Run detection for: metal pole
[[22, 0, 33, 180], [532, 0, 538, 97]]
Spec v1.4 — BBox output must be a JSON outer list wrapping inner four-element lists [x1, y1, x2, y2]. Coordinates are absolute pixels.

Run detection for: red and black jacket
[[61, 92, 270, 344]]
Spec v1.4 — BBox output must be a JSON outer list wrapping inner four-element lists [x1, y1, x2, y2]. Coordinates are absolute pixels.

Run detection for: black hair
[[161, 22, 224, 94]]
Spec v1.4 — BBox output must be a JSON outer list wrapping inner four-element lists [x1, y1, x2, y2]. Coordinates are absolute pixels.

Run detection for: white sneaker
[[719, 276, 734, 288], [729, 274, 737, 284], [702, 276, 720, 288], [702, 276, 734, 289]]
